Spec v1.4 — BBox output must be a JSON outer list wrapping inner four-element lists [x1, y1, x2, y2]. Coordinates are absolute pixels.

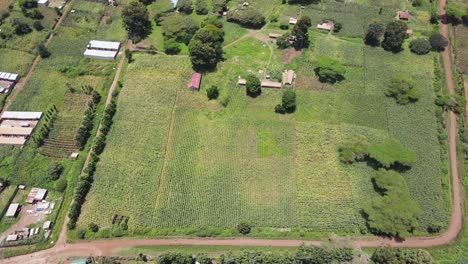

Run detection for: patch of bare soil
[[282, 48, 302, 64], [295, 76, 333, 91]]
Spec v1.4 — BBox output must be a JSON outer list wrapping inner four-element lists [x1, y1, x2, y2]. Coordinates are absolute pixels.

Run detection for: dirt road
[[0, 0, 463, 263]]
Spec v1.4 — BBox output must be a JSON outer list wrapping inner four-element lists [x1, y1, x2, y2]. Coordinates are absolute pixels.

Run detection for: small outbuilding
[[70, 152, 79, 160], [282, 70, 295, 85], [5, 203, 20, 217], [26, 188, 48, 204], [188, 73, 202, 91], [317, 21, 334, 31], [261, 80, 282, 89], [289, 17, 298, 25], [43, 221, 52, 230], [406, 29, 413, 36], [268, 33, 282, 39], [399, 10, 410, 20], [38, 0, 49, 6], [238, 78, 247, 85], [6, 234, 18, 242]]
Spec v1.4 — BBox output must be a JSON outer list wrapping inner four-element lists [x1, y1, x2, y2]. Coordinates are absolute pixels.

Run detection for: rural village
[[0, 0, 467, 263]]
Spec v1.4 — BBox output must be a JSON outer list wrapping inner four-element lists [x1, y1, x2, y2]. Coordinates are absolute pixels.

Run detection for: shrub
[[158, 253, 194, 264], [275, 104, 286, 114], [48, 162, 64, 181], [385, 74, 420, 104], [176, 0, 193, 14], [279, 22, 289, 30], [77, 228, 86, 239], [427, 222, 444, 233], [206, 85, 219, 100], [164, 39, 181, 55], [88, 223, 99, 233], [246, 75, 261, 97], [367, 139, 416, 168], [314, 57, 346, 83], [276, 33, 291, 49], [11, 19, 32, 35], [227, 9, 265, 29], [332, 22, 342, 33], [338, 135, 369, 163], [429, 33, 448, 51], [409, 38, 431, 55], [37, 43, 51, 58], [237, 222, 252, 234], [32, 21, 43, 31], [55, 178, 67, 192]]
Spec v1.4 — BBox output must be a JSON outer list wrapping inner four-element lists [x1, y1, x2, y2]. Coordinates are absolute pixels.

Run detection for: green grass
[[0, 49, 36, 76]]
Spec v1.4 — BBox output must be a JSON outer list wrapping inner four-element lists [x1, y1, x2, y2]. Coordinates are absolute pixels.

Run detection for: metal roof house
[[26, 188, 48, 203], [1, 111, 42, 120], [0, 72, 19, 82], [5, 203, 20, 217], [84, 40, 121, 60], [282, 70, 295, 85], [261, 80, 282, 88], [188, 73, 202, 90]]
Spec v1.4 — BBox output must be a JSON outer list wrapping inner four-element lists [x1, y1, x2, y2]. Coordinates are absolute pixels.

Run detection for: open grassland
[[79, 24, 444, 235]]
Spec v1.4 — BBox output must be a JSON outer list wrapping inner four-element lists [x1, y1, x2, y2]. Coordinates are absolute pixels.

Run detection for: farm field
[[79, 19, 445, 236]]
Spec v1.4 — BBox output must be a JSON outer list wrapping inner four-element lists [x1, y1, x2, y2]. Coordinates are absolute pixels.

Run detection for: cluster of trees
[[31, 105, 57, 147], [161, 14, 199, 46], [195, 0, 209, 15], [435, 94, 466, 114], [275, 90, 297, 113], [122, 1, 152, 42], [372, 247, 432, 264], [339, 136, 421, 238], [314, 57, 346, 83], [75, 87, 101, 150], [246, 75, 261, 97], [227, 9, 266, 29], [176, 0, 193, 14], [385, 74, 420, 105], [188, 18, 225, 69], [365, 22, 449, 53], [276, 16, 312, 50], [69, 86, 121, 230], [445, 1, 468, 25], [19, 0, 43, 19]]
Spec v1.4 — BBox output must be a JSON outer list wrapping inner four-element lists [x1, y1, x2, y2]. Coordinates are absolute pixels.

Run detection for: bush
[[385, 74, 420, 104], [367, 139, 416, 168], [176, 0, 193, 14], [279, 22, 289, 30], [409, 38, 431, 55], [429, 33, 448, 51], [227, 9, 265, 29], [11, 19, 32, 35], [332, 22, 342, 33], [88, 223, 99, 233], [206, 85, 219, 100], [164, 39, 181, 55], [158, 253, 194, 264], [275, 104, 286, 114], [37, 43, 51, 58], [427, 222, 444, 233], [282, 90, 296, 112], [48, 162, 64, 181], [77, 228, 86, 239], [338, 135, 369, 163], [246, 75, 261, 97], [364, 22, 385, 46], [276, 33, 291, 49], [55, 178, 67, 192], [237, 222, 252, 235], [32, 21, 43, 31], [314, 57, 346, 83]]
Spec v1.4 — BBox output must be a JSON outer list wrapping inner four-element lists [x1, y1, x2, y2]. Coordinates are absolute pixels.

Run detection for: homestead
[[317, 21, 334, 31], [84, 40, 121, 60], [0, 111, 42, 145]]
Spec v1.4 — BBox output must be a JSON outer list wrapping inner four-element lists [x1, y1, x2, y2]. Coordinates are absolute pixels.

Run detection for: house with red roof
[[399, 10, 410, 20], [188, 73, 202, 91]]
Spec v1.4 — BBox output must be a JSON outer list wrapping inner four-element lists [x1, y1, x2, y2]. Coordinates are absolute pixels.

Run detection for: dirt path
[[0, 0, 76, 115], [0, 1, 463, 263]]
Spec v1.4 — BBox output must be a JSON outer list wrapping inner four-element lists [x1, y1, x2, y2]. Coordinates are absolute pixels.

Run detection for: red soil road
[[0, 0, 76, 115], [0, 0, 463, 263]]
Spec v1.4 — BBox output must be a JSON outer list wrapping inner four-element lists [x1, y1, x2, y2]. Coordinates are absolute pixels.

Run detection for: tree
[[237, 222, 252, 234], [364, 190, 421, 238], [385, 74, 420, 104], [245, 75, 261, 97], [291, 16, 312, 49], [160, 14, 199, 44], [364, 22, 385, 46], [372, 248, 433, 264], [11, 18, 32, 35], [314, 57, 346, 83], [409, 38, 431, 55], [429, 33, 448, 51], [276, 33, 291, 49], [196, 0, 209, 15], [338, 135, 369, 163], [207, 85, 219, 100], [282, 90, 297, 112], [227, 9, 266, 29], [201, 16, 223, 29], [188, 25, 224, 69], [371, 248, 402, 264], [445, 2, 466, 24], [381, 21, 408, 52], [164, 39, 181, 55], [37, 43, 51, 58], [176, 0, 193, 14], [122, 1, 152, 42], [18, 0, 37, 9]]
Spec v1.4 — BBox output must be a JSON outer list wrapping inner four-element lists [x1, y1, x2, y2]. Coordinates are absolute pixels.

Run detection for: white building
[[84, 40, 121, 60]]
